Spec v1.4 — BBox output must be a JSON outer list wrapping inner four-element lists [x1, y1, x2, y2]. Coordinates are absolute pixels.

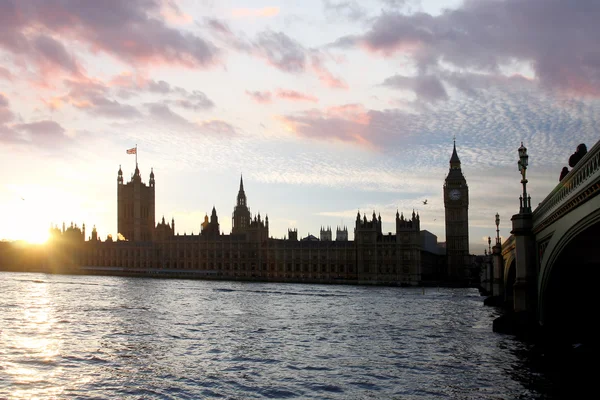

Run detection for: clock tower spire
[[444, 139, 470, 283]]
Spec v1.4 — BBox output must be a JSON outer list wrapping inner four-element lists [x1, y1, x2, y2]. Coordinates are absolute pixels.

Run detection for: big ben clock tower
[[444, 140, 469, 282]]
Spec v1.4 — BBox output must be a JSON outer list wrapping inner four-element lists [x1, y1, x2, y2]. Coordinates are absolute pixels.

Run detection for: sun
[[0, 187, 55, 244], [0, 213, 51, 244], [23, 229, 50, 244]]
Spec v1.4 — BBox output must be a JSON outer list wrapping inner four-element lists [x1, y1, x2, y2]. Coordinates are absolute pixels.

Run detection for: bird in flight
[[422, 199, 428, 205]]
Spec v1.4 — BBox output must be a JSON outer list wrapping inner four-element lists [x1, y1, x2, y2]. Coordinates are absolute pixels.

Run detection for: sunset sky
[[1, 0, 599, 253]]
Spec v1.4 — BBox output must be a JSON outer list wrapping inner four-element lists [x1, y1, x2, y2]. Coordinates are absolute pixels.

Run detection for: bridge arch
[[538, 201, 600, 345]]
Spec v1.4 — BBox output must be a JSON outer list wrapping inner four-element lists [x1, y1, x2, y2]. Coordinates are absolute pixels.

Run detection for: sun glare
[[0, 185, 67, 244]]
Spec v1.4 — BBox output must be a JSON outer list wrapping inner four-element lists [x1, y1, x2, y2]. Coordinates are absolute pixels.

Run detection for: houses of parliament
[[31, 143, 472, 285]]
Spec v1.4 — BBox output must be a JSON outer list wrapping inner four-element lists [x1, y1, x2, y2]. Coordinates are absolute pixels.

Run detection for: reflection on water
[[0, 272, 566, 399]]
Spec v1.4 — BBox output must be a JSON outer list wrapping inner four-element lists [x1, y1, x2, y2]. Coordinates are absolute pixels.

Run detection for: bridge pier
[[492, 244, 503, 297], [483, 244, 504, 306], [511, 212, 537, 314], [492, 211, 539, 336]]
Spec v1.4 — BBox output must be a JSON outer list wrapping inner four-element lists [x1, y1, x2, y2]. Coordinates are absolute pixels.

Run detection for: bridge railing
[[533, 139, 600, 226]]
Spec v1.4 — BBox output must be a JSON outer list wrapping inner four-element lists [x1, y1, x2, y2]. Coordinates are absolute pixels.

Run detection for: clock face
[[449, 189, 461, 200]]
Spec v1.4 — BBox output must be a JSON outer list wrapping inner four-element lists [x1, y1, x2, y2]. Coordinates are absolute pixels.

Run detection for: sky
[[1, 0, 599, 254]]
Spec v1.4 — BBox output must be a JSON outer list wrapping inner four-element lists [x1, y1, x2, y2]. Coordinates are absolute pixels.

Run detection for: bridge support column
[[511, 212, 537, 314], [484, 244, 505, 307], [492, 244, 503, 298], [492, 212, 538, 335]]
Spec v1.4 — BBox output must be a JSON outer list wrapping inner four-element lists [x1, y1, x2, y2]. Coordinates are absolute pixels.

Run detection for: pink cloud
[[246, 89, 319, 103], [275, 89, 319, 103], [232, 7, 280, 18], [0, 67, 12, 81], [277, 104, 377, 148], [160, 0, 193, 24], [0, 0, 220, 72], [311, 55, 348, 89], [246, 90, 273, 104]]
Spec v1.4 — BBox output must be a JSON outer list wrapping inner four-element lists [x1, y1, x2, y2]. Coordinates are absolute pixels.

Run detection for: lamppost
[[518, 142, 531, 213], [495, 213, 500, 245], [488, 236, 492, 254]]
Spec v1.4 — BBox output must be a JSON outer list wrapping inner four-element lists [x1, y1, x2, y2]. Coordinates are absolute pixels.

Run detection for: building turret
[[149, 168, 155, 188], [232, 174, 251, 234], [211, 206, 218, 224], [396, 210, 420, 232], [320, 226, 332, 241], [118, 165, 123, 185], [336, 226, 348, 241], [202, 208, 220, 238], [154, 215, 174, 241], [355, 209, 383, 244]]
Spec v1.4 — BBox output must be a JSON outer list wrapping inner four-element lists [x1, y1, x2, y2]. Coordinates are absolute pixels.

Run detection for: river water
[[0, 271, 574, 399]]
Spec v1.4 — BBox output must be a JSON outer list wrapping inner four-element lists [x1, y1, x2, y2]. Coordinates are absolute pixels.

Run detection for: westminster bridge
[[482, 139, 600, 345]]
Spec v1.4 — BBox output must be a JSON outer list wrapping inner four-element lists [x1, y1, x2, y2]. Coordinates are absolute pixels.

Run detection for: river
[[0, 271, 582, 399]]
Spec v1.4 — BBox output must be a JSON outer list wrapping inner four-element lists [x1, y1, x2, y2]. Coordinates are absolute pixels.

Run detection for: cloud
[[201, 21, 347, 89], [173, 90, 214, 110], [333, 0, 600, 97], [253, 31, 306, 73], [62, 79, 142, 119], [32, 35, 82, 76], [276, 82, 600, 159], [0, 67, 13, 81], [275, 89, 319, 103], [246, 90, 273, 104], [231, 7, 280, 18], [198, 120, 236, 136], [15, 120, 65, 137], [310, 54, 348, 89], [382, 74, 448, 102], [278, 104, 377, 146], [146, 102, 191, 127], [145, 103, 236, 136], [9, 120, 70, 148], [110, 73, 215, 110], [0, 0, 220, 71], [160, 0, 193, 24], [323, 0, 367, 21], [0, 94, 15, 125]]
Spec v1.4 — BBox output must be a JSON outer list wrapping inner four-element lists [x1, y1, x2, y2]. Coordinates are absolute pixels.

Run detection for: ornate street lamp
[[518, 142, 531, 213], [495, 213, 500, 245]]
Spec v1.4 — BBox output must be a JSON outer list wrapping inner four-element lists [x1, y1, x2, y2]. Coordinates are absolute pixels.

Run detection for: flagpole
[[135, 144, 138, 166]]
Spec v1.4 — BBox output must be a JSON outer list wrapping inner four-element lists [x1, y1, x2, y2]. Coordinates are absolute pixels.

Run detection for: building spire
[[237, 174, 247, 207], [450, 137, 461, 170]]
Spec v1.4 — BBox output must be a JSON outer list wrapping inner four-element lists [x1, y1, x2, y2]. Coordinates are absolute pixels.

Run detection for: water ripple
[[0, 271, 559, 399]]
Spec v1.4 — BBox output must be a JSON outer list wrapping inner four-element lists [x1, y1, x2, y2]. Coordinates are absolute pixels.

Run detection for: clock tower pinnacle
[[444, 139, 470, 282]]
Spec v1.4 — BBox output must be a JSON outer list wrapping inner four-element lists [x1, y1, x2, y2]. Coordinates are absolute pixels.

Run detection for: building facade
[[40, 146, 467, 286], [444, 140, 470, 281], [42, 164, 432, 285]]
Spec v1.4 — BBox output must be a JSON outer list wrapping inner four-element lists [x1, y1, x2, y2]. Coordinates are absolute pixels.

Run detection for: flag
[[126, 147, 136, 154]]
